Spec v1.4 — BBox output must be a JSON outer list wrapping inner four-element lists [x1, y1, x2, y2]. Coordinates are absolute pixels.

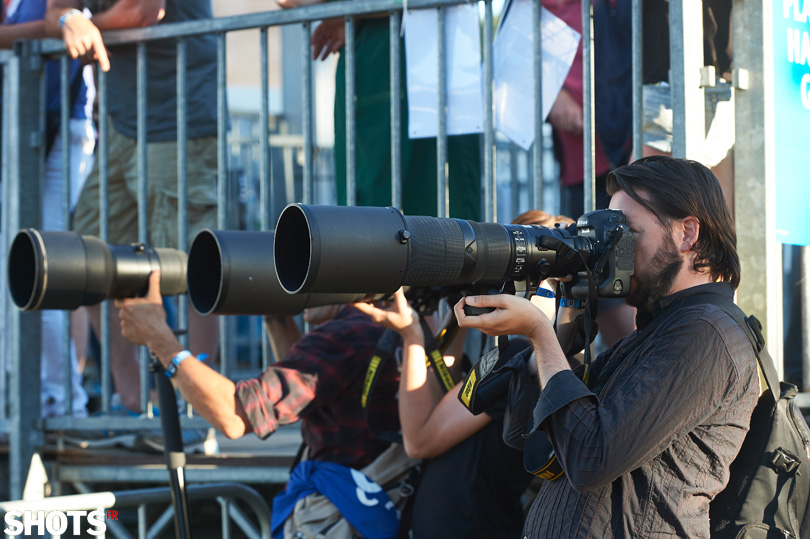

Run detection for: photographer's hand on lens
[[352, 288, 423, 344], [115, 270, 183, 360], [543, 273, 574, 291], [454, 294, 547, 340], [454, 294, 570, 388]]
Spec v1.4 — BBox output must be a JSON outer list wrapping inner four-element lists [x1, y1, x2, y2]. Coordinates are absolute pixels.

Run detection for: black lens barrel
[[7, 229, 187, 311], [187, 229, 372, 316], [275, 205, 411, 295], [274, 204, 590, 295]]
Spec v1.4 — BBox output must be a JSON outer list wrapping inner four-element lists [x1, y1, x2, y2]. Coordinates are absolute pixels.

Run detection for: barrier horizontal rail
[[0, 482, 272, 539], [38, 0, 478, 55]]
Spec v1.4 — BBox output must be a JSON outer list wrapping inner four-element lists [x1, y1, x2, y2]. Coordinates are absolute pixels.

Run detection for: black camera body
[[557, 209, 634, 300]]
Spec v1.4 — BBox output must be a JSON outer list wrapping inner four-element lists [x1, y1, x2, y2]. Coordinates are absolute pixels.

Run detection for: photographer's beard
[[626, 235, 683, 313]]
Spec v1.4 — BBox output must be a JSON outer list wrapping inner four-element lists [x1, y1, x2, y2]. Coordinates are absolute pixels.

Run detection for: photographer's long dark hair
[[606, 156, 741, 288]]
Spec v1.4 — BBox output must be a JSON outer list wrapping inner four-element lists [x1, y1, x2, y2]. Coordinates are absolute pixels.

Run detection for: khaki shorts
[[73, 119, 218, 249]]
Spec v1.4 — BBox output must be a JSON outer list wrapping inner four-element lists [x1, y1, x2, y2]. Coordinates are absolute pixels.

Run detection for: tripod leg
[[152, 358, 193, 539]]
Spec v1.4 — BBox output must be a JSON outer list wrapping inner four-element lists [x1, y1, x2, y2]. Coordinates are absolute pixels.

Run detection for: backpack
[[672, 295, 810, 539], [279, 443, 420, 539]]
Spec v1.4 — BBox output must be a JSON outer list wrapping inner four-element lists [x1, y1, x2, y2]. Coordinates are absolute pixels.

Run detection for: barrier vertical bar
[[60, 54, 73, 416], [98, 67, 112, 413], [260, 27, 271, 370], [1, 58, 10, 424], [732, 0, 782, 373], [510, 144, 519, 217], [177, 38, 189, 356], [217, 32, 230, 378], [631, 0, 643, 161], [260, 27, 271, 230], [138, 505, 148, 538], [437, 6, 448, 218], [345, 16, 356, 206], [483, 0, 495, 222], [221, 498, 231, 539], [302, 22, 314, 205], [582, 0, 595, 212], [532, 0, 544, 211], [136, 42, 150, 411], [8, 40, 43, 499], [389, 10, 402, 209], [668, 0, 704, 159]]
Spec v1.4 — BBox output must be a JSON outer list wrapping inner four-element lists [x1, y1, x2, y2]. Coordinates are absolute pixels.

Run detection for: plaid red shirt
[[235, 306, 400, 469]]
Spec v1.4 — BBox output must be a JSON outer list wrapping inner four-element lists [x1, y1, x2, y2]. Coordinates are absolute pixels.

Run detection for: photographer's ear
[[677, 216, 700, 253]]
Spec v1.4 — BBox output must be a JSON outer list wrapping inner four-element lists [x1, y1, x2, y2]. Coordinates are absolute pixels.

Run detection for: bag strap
[[656, 292, 779, 397], [650, 292, 779, 395], [590, 289, 777, 398]]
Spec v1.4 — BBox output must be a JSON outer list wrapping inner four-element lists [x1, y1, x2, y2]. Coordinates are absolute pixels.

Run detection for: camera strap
[[458, 333, 516, 415], [361, 318, 456, 444], [523, 259, 603, 481]]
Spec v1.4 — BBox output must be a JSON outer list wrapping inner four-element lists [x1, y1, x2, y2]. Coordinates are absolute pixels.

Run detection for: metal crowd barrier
[[1, 0, 565, 500], [0, 0, 803, 506], [0, 482, 272, 538]]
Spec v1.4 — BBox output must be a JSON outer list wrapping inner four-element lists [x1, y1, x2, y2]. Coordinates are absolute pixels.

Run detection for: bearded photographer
[[454, 156, 760, 538]]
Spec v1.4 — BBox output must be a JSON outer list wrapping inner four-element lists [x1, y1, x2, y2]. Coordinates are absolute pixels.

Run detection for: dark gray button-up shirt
[[523, 283, 760, 538]]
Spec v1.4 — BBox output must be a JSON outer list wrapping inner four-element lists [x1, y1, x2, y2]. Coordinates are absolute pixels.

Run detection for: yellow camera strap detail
[[361, 354, 383, 409], [529, 453, 565, 481], [460, 368, 477, 407]]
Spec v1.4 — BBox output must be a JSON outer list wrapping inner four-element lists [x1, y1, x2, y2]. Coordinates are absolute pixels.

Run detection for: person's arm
[[354, 290, 490, 459], [46, 0, 165, 71], [398, 341, 492, 459], [455, 294, 758, 491], [85, 0, 165, 30], [116, 271, 252, 439], [0, 20, 46, 49], [547, 87, 584, 135], [46, 0, 163, 34], [263, 315, 302, 361]]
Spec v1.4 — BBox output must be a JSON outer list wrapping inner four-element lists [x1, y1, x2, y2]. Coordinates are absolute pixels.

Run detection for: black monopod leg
[[150, 355, 193, 539]]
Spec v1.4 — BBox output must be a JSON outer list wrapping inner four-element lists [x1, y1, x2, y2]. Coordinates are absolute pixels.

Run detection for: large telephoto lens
[[7, 229, 187, 311], [186, 229, 378, 316], [274, 204, 592, 295]]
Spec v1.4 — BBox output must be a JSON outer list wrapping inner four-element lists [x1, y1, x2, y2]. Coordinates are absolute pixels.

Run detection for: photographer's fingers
[[146, 270, 162, 302], [352, 300, 385, 322], [112, 271, 162, 310], [455, 294, 543, 338]]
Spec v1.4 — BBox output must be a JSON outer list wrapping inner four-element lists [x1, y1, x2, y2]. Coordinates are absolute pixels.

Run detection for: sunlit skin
[[353, 290, 485, 459]]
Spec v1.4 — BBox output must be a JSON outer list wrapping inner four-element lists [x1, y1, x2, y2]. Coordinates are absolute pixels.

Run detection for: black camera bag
[[656, 293, 810, 539], [702, 302, 810, 539]]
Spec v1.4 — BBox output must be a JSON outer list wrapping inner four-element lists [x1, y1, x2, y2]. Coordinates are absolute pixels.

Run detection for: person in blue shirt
[[0, 0, 96, 417]]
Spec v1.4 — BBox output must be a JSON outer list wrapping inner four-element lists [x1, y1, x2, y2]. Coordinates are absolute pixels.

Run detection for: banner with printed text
[[774, 0, 810, 246]]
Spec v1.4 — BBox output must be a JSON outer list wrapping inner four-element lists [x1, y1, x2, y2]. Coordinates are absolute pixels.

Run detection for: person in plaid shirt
[[115, 272, 400, 471]]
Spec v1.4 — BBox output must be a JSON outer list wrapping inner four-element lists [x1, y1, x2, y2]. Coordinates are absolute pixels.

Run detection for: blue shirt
[[5, 0, 91, 120]]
